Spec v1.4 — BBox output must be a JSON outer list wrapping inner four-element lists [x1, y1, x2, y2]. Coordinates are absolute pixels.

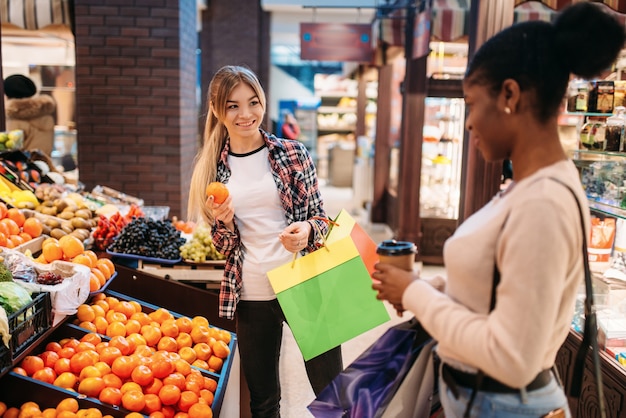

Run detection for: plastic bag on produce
[[0, 248, 90, 322], [0, 305, 9, 348]]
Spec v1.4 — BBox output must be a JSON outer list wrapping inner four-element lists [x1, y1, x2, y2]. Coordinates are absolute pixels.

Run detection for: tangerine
[[0, 201, 8, 218], [22, 217, 43, 238], [99, 386, 122, 406], [56, 398, 79, 413], [142, 393, 162, 414], [21, 355, 45, 376], [205, 182, 229, 204], [121, 389, 146, 412], [131, 364, 154, 387], [78, 376, 106, 397], [158, 384, 181, 406], [177, 390, 199, 413], [188, 402, 213, 418], [6, 208, 25, 227], [32, 367, 57, 384], [42, 241, 63, 262], [72, 254, 94, 268], [211, 339, 231, 359], [59, 235, 85, 259]]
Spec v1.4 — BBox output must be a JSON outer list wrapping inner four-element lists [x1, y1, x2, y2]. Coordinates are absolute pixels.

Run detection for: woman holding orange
[[188, 65, 342, 417]]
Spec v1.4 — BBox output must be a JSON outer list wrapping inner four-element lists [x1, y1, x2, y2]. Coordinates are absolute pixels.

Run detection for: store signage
[[300, 23, 373, 62]]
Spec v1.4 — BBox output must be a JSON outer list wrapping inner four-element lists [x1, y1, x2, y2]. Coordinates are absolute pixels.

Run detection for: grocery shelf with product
[[557, 81, 626, 417]]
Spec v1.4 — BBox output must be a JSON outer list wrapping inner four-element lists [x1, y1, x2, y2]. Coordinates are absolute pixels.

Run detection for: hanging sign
[[300, 23, 373, 62]]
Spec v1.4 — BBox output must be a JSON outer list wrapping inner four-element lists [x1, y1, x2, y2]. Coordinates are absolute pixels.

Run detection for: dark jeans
[[236, 299, 343, 418]]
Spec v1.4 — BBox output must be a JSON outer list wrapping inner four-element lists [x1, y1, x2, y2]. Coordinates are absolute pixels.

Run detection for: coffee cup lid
[[376, 240, 417, 256]]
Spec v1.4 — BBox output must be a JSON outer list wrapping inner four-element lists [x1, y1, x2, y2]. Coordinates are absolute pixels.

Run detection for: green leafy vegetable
[[0, 282, 32, 314]]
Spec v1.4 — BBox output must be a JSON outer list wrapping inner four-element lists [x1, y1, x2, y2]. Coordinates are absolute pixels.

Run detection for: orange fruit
[[111, 355, 137, 379], [125, 319, 142, 335], [99, 346, 123, 366], [72, 254, 94, 268], [0, 232, 7, 247], [95, 260, 113, 280], [211, 339, 230, 359], [163, 372, 186, 391], [59, 235, 85, 259], [22, 217, 43, 238], [160, 319, 179, 338], [157, 336, 178, 353], [205, 182, 229, 204], [175, 317, 194, 334], [6, 208, 25, 227], [78, 376, 106, 397], [131, 364, 154, 386], [141, 324, 163, 347], [158, 384, 182, 406], [144, 377, 164, 396], [19, 231, 32, 242], [89, 276, 101, 292], [3, 407, 19, 418], [108, 335, 131, 355], [207, 356, 223, 372], [114, 301, 136, 318], [143, 393, 163, 414], [150, 358, 175, 380], [79, 365, 102, 380], [0, 217, 19, 235], [32, 367, 57, 384], [178, 347, 197, 364], [190, 326, 210, 344], [42, 241, 64, 262], [21, 355, 45, 376], [188, 402, 213, 418], [102, 373, 123, 389], [191, 316, 209, 328], [56, 398, 79, 413], [177, 390, 199, 413], [40, 350, 60, 368], [70, 351, 96, 374], [121, 390, 146, 412], [176, 333, 193, 349], [105, 321, 127, 338], [8, 234, 24, 247], [148, 308, 174, 325], [99, 386, 122, 406], [54, 358, 72, 375], [0, 201, 8, 218], [81, 332, 102, 346], [54, 371, 78, 389], [203, 377, 217, 392], [84, 250, 99, 267]]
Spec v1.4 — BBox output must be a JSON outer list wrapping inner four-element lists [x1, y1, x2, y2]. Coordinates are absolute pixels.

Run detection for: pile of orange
[[0, 203, 44, 248], [0, 397, 114, 418], [36, 236, 117, 292], [16, 319, 220, 417]]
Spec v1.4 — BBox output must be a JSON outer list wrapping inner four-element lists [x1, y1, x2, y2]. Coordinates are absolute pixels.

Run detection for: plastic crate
[[0, 292, 52, 374]]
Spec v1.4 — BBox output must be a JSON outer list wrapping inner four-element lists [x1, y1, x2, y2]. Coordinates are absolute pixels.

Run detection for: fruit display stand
[[136, 259, 225, 290], [0, 263, 241, 417]]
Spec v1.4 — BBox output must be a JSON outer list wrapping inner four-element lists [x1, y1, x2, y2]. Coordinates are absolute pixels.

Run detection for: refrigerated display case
[[278, 99, 320, 164], [418, 79, 465, 262]]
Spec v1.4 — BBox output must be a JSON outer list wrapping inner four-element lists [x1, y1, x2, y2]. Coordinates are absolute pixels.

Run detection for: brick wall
[[74, 0, 270, 219], [74, 0, 197, 218]]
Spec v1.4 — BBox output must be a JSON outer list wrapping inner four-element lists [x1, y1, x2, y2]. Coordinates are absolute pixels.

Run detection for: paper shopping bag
[[267, 212, 389, 361], [326, 209, 379, 275]]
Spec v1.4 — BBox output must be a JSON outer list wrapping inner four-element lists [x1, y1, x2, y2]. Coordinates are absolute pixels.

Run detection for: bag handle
[[290, 216, 338, 267]]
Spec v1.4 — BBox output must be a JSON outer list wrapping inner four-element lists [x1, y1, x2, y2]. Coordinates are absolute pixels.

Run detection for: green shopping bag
[[268, 210, 390, 361]]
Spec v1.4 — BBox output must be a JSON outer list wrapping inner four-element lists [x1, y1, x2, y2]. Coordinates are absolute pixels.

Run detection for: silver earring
[[504, 107, 512, 114]]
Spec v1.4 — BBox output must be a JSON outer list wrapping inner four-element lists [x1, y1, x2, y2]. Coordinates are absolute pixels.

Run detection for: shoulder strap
[[548, 177, 605, 418]]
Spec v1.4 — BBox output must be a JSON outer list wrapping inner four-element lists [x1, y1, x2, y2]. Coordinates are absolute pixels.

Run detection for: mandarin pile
[[16, 308, 222, 417], [0, 397, 115, 418], [32, 237, 116, 292], [0, 203, 44, 249]]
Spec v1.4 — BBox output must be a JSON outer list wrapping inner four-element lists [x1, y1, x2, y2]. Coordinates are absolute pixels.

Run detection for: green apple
[[0, 132, 8, 143], [5, 139, 15, 149]]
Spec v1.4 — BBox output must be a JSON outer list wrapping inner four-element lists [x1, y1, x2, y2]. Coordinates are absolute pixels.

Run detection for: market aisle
[[278, 183, 447, 417]]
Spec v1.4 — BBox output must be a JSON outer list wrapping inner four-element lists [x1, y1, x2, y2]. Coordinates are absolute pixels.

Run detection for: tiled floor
[[278, 183, 447, 417]]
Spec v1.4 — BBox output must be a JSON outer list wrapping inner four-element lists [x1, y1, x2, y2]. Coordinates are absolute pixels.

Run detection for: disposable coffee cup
[[376, 240, 417, 272]]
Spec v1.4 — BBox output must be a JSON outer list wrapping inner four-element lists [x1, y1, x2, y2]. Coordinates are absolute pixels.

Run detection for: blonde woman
[[188, 65, 342, 417]]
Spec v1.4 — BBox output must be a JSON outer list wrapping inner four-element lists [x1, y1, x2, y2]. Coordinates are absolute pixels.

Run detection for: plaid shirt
[[211, 130, 328, 319]]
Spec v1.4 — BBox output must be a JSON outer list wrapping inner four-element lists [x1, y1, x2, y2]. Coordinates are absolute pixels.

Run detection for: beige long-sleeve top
[[403, 160, 588, 388]]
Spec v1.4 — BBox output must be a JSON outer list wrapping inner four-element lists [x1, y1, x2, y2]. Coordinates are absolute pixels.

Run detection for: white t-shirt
[[227, 145, 293, 300]]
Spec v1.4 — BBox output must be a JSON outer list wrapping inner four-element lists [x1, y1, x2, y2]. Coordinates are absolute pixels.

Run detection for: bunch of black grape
[[108, 217, 186, 260]]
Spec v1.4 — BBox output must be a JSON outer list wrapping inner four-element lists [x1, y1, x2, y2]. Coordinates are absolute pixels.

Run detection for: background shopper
[[188, 65, 342, 417], [281, 110, 300, 140], [3, 74, 56, 156], [372, 3, 624, 417]]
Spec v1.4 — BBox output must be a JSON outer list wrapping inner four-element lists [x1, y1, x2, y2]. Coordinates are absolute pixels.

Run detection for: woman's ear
[[500, 79, 521, 114]]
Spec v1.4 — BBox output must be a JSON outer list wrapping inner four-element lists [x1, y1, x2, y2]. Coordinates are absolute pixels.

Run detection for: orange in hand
[[205, 182, 229, 204]]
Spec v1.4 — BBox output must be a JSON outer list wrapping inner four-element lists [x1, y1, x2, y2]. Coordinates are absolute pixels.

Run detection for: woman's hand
[[279, 221, 312, 253], [371, 262, 418, 308], [206, 194, 235, 230]]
